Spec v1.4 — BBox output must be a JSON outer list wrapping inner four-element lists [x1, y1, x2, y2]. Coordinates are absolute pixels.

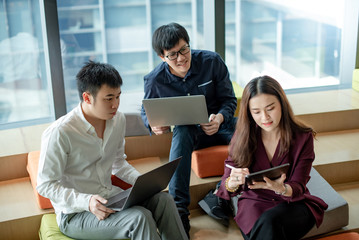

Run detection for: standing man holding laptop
[[141, 22, 238, 237]]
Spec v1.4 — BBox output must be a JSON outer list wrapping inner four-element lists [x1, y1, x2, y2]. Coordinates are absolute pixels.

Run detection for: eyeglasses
[[165, 45, 190, 61]]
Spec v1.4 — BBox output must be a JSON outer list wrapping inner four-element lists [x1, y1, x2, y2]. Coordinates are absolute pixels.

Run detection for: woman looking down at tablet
[[216, 75, 328, 240]]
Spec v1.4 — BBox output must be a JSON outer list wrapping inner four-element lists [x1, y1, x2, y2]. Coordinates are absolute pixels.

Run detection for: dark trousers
[[242, 201, 316, 240], [168, 117, 237, 217]]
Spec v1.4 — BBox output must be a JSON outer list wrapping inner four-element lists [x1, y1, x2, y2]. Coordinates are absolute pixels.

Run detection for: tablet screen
[[245, 163, 290, 186]]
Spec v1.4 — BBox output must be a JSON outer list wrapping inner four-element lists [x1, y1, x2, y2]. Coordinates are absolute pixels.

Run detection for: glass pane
[[225, 0, 344, 90], [196, 0, 204, 49], [0, 0, 52, 127], [60, 0, 205, 112], [104, 1, 148, 94], [151, 0, 203, 65], [58, 2, 104, 112], [108, 52, 149, 92], [58, 0, 99, 8], [225, 0, 237, 82]]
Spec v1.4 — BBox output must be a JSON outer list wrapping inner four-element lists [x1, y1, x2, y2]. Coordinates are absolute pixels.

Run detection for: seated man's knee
[[154, 192, 174, 204], [148, 192, 175, 209], [130, 206, 153, 223]]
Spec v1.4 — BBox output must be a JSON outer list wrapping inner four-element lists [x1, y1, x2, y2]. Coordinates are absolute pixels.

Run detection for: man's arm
[[210, 53, 237, 124], [141, 73, 157, 130], [112, 112, 141, 185], [89, 195, 115, 220], [38, 126, 117, 220], [141, 106, 170, 135], [198, 52, 236, 135], [140, 103, 151, 132], [112, 138, 141, 185], [36, 126, 92, 213], [200, 113, 224, 136], [141, 72, 171, 135]]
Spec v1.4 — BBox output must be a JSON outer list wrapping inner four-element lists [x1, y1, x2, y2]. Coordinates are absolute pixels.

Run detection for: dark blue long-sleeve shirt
[[141, 49, 237, 129]]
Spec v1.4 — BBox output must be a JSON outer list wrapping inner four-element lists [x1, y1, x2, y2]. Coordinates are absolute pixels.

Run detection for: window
[[0, 0, 358, 130], [0, 0, 53, 128], [225, 0, 358, 91], [58, 0, 205, 112]]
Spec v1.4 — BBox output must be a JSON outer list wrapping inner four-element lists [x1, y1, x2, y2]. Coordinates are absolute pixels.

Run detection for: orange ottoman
[[191, 145, 229, 178], [316, 232, 359, 240]]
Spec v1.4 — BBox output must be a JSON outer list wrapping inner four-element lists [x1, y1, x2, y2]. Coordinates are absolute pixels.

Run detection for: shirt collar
[[74, 103, 94, 134], [75, 102, 115, 138], [189, 51, 200, 74]]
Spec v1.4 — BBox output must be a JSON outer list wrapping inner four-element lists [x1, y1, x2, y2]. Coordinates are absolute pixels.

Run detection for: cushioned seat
[[39, 214, 130, 240], [191, 145, 228, 178], [39, 214, 74, 240], [303, 168, 349, 238]]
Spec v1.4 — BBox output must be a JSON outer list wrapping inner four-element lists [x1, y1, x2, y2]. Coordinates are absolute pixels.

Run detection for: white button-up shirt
[[37, 104, 140, 223]]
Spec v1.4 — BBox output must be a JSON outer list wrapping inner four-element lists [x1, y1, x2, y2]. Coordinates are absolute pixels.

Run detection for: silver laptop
[[142, 95, 209, 127], [105, 157, 181, 211]]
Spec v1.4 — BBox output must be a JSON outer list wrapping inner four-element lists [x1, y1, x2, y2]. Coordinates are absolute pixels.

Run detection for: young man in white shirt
[[37, 61, 188, 240]]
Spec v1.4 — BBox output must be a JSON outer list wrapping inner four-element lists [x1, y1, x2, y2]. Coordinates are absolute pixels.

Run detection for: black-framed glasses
[[165, 45, 191, 61]]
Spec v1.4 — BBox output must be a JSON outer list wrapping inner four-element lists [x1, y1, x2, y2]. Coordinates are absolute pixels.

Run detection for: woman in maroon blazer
[[216, 75, 328, 240]]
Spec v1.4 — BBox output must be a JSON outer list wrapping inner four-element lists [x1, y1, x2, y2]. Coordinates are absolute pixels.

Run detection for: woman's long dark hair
[[230, 75, 315, 167]]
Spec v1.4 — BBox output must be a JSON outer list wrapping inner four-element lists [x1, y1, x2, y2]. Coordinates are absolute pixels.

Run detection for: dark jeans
[[242, 201, 316, 240], [168, 117, 237, 216]]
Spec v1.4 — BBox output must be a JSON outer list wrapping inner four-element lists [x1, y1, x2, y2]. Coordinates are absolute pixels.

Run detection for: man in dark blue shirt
[[141, 22, 237, 237]]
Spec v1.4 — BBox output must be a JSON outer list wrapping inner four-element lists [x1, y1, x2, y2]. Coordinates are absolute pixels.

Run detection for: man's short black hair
[[152, 22, 190, 56], [76, 61, 122, 101]]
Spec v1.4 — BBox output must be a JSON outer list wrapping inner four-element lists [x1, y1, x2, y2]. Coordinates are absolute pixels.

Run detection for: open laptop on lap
[[106, 157, 182, 211], [142, 95, 209, 127]]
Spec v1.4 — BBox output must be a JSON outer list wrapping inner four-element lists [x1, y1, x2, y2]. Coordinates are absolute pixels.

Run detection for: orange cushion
[[27, 151, 53, 209], [27, 151, 132, 210], [191, 145, 228, 178], [316, 232, 359, 240]]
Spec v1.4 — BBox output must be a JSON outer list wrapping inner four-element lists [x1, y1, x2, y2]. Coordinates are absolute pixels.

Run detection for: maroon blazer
[[216, 131, 328, 234]]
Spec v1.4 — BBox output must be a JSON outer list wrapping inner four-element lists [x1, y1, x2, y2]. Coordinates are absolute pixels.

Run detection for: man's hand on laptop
[[152, 126, 171, 135], [89, 195, 115, 220], [200, 113, 224, 136]]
